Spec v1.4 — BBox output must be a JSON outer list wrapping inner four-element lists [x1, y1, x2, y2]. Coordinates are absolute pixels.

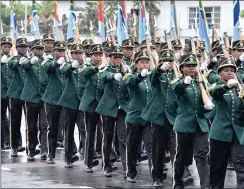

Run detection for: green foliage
[[240, 10, 244, 18]]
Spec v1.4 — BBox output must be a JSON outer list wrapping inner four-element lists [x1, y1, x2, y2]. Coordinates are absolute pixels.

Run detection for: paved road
[[1, 115, 237, 188]]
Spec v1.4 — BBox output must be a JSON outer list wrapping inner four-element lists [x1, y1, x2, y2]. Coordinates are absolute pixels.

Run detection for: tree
[[241, 9, 244, 18]]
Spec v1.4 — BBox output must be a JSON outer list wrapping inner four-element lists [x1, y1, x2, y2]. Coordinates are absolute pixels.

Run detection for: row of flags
[[9, 0, 241, 49]]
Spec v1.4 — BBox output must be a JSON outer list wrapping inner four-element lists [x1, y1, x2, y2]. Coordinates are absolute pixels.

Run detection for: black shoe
[[46, 157, 55, 164], [127, 176, 136, 183], [11, 149, 18, 157], [138, 154, 148, 162], [4, 144, 10, 150], [160, 172, 167, 181], [57, 141, 64, 148], [183, 176, 194, 187], [96, 152, 102, 158], [92, 159, 99, 167], [116, 156, 121, 162], [40, 153, 47, 161], [35, 149, 40, 156], [64, 162, 72, 168], [163, 164, 168, 171], [104, 170, 112, 177], [71, 154, 79, 163], [123, 172, 127, 179], [227, 162, 234, 170], [17, 146, 25, 152], [152, 181, 162, 187], [112, 165, 118, 172], [27, 154, 35, 161], [86, 166, 93, 173]]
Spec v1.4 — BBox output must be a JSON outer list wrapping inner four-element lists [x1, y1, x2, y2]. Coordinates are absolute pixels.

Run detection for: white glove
[[114, 73, 122, 81], [1, 55, 8, 63], [204, 100, 215, 110], [30, 56, 39, 64], [140, 69, 148, 77], [200, 60, 208, 72], [98, 64, 105, 70], [46, 54, 53, 59], [184, 76, 192, 84], [160, 62, 171, 71], [71, 60, 79, 68], [175, 52, 181, 59], [227, 79, 239, 88], [57, 57, 65, 65], [19, 57, 29, 64], [239, 53, 244, 62], [212, 57, 217, 62]]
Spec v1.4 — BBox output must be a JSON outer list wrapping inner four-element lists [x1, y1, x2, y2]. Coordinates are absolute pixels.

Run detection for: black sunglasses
[[113, 55, 123, 59]]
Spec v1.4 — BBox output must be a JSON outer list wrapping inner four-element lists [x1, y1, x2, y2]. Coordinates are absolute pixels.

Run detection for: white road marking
[[1, 167, 12, 171]]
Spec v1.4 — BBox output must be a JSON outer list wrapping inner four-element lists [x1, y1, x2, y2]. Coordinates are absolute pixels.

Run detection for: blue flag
[[10, 10, 18, 41], [31, 1, 40, 38], [138, 0, 146, 44], [233, 0, 240, 42]]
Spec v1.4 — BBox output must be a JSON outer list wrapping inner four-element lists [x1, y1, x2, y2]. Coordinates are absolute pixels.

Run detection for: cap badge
[[60, 43, 64, 47]]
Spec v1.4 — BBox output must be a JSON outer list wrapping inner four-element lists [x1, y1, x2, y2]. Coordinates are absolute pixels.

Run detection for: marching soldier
[[171, 39, 182, 61], [1, 37, 12, 150], [122, 39, 135, 68], [58, 43, 85, 168], [82, 39, 94, 61], [102, 41, 112, 59], [41, 41, 67, 164], [43, 33, 55, 56], [129, 36, 139, 52], [171, 54, 212, 189], [96, 46, 130, 177], [7, 37, 29, 157], [125, 50, 152, 183], [209, 57, 244, 188], [232, 39, 244, 82], [19, 39, 47, 161], [79, 44, 106, 173], [152, 36, 161, 52], [141, 49, 177, 187]]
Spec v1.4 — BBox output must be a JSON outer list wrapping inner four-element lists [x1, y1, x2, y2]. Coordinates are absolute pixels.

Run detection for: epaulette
[[99, 66, 108, 73], [123, 72, 132, 80], [78, 65, 87, 72], [170, 77, 181, 84], [41, 58, 53, 66]]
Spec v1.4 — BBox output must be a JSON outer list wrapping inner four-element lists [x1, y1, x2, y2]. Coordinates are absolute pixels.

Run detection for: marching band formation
[[1, 23, 244, 189]]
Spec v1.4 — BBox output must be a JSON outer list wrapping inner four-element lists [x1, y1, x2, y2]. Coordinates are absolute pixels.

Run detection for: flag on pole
[[10, 2, 18, 41], [31, 0, 40, 38], [117, 0, 128, 45], [170, 0, 179, 40], [199, 0, 210, 53], [67, 0, 76, 40], [233, 0, 240, 42], [138, 0, 146, 44], [98, 0, 106, 43], [54, 1, 61, 41]]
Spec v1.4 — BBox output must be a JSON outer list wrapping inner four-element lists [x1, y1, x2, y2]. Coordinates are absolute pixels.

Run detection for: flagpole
[[25, 1, 27, 37]]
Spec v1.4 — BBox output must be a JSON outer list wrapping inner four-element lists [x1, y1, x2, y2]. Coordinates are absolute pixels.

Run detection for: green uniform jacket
[[237, 61, 244, 82], [141, 69, 177, 126], [209, 81, 244, 144], [41, 58, 66, 105], [125, 72, 152, 125], [96, 65, 130, 117], [1, 53, 13, 99], [6, 55, 26, 99], [58, 63, 83, 110], [207, 69, 220, 85], [171, 78, 209, 133], [20, 58, 47, 104], [79, 64, 108, 113], [123, 57, 134, 67]]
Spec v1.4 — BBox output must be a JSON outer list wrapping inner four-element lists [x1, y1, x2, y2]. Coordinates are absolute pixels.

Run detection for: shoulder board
[[170, 77, 181, 84], [99, 66, 108, 73], [41, 58, 52, 66], [78, 66, 86, 73], [123, 72, 132, 80]]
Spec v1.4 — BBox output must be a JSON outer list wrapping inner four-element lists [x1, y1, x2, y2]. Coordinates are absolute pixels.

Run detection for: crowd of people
[[1, 29, 244, 189]]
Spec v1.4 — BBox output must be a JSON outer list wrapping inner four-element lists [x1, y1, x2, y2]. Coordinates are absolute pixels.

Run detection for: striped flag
[[67, 0, 76, 40], [138, 0, 146, 44], [198, 0, 210, 53], [54, 1, 60, 41], [98, 0, 106, 43], [233, 0, 240, 42], [117, 0, 128, 45], [10, 2, 18, 41], [170, 0, 179, 40], [31, 0, 40, 38]]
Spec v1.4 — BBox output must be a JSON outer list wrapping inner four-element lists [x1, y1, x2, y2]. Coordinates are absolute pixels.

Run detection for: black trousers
[[76, 110, 86, 151], [57, 108, 65, 142], [84, 112, 101, 167], [63, 108, 78, 163], [151, 119, 176, 182], [173, 127, 210, 189], [25, 102, 44, 155], [116, 109, 127, 171], [1, 98, 10, 148], [126, 122, 152, 179], [38, 104, 48, 154], [9, 98, 25, 150], [95, 119, 102, 153], [45, 103, 62, 159], [210, 137, 244, 189]]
